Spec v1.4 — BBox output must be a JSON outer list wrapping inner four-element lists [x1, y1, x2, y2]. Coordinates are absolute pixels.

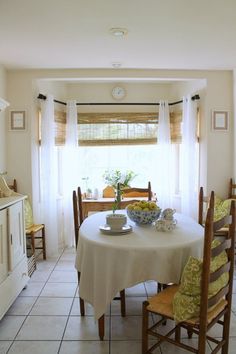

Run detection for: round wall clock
[[111, 86, 126, 100]]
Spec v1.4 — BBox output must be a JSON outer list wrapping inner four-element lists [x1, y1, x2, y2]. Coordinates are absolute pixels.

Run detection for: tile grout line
[[5, 250, 64, 353]]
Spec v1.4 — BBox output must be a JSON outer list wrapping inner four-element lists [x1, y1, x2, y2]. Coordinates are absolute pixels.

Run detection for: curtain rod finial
[[38, 93, 47, 100], [192, 94, 200, 101]]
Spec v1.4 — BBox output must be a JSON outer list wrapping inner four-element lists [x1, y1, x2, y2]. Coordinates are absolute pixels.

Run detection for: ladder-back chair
[[142, 194, 235, 354], [117, 181, 152, 209], [228, 178, 236, 199], [6, 178, 46, 260], [73, 187, 126, 340]]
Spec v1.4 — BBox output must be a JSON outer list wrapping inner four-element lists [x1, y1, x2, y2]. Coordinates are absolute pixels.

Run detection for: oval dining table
[[75, 210, 204, 322]]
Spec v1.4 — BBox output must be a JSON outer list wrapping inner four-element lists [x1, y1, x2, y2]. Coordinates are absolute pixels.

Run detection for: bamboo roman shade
[[53, 111, 183, 146]]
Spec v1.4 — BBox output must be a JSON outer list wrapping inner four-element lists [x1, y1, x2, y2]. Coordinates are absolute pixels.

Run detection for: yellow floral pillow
[[173, 239, 229, 322], [214, 198, 232, 222], [24, 198, 34, 229]]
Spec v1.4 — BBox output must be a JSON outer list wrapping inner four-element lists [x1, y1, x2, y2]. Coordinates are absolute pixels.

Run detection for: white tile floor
[[0, 248, 236, 354]]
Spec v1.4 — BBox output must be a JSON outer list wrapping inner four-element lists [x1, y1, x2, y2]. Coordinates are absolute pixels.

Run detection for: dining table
[[75, 209, 204, 321]]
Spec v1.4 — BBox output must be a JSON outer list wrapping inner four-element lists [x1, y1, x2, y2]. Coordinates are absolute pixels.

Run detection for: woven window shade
[[53, 111, 183, 146]]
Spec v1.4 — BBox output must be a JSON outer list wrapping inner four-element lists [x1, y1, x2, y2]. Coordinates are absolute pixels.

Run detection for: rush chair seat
[[24, 198, 46, 260], [142, 194, 235, 354], [73, 187, 126, 340]]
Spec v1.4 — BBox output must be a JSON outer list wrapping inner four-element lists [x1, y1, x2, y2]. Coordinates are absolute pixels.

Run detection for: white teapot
[[155, 218, 177, 232], [161, 208, 176, 220]]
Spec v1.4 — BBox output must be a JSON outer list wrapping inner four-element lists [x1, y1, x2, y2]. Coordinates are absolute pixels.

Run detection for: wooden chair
[[142, 194, 235, 354], [120, 181, 152, 200], [24, 198, 46, 260], [198, 186, 214, 226], [7, 178, 17, 192], [116, 181, 152, 209], [6, 178, 46, 260], [228, 178, 236, 199], [73, 187, 126, 340], [199, 186, 229, 238]]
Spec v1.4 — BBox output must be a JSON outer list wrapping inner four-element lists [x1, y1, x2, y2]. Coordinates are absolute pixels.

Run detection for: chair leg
[[98, 315, 105, 340], [187, 327, 193, 339], [79, 298, 85, 316], [142, 301, 149, 354], [120, 289, 126, 317], [175, 324, 181, 342], [222, 311, 231, 354], [30, 232, 35, 255], [42, 225, 46, 259]]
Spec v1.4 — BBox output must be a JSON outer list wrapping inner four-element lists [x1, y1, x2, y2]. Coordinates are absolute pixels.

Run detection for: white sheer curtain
[[156, 100, 173, 209], [180, 95, 198, 219], [40, 95, 59, 257], [62, 100, 79, 247]]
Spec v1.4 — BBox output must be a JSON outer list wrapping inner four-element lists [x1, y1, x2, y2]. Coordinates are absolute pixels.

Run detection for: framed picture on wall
[[212, 110, 229, 131], [10, 111, 26, 131]]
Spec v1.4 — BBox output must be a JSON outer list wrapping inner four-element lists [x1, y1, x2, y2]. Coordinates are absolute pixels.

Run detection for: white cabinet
[[0, 209, 7, 284], [7, 201, 25, 271], [0, 196, 29, 320]]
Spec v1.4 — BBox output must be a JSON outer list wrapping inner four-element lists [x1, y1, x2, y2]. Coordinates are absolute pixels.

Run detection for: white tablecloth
[[75, 210, 204, 319]]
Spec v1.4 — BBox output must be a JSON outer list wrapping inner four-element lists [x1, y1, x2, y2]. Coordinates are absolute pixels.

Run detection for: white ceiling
[[1, 0, 236, 71]]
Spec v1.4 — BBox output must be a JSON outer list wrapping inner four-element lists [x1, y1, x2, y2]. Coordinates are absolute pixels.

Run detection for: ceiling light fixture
[[112, 62, 122, 68], [109, 27, 128, 37]]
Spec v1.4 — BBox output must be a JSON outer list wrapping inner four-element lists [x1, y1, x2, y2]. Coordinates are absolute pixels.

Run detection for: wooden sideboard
[[82, 197, 150, 219]]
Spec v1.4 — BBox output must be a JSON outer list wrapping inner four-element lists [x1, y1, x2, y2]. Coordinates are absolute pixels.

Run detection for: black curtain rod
[[37, 93, 200, 106]]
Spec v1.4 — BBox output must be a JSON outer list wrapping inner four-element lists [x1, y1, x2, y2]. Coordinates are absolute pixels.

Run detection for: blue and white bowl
[[126, 208, 161, 225]]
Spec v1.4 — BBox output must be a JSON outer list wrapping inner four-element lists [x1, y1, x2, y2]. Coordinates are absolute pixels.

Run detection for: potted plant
[[103, 169, 137, 190], [106, 187, 127, 230]]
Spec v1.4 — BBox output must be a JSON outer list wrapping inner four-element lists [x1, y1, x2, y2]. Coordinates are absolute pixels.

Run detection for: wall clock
[[111, 86, 126, 100]]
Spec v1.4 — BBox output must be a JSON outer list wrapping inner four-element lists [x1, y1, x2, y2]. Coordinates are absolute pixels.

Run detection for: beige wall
[[5, 69, 234, 211]]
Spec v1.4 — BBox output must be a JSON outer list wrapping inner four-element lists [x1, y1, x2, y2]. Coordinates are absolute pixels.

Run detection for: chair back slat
[[228, 178, 236, 198], [211, 239, 231, 258], [208, 285, 229, 308], [209, 262, 230, 283], [213, 215, 231, 232], [117, 181, 152, 203]]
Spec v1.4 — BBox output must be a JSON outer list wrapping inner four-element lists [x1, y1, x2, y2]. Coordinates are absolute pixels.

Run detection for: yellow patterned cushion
[[24, 198, 34, 229], [173, 239, 229, 322], [0, 176, 13, 197], [214, 198, 232, 222]]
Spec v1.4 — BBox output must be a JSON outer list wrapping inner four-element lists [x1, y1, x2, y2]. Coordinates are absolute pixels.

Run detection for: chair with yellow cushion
[[142, 193, 235, 354], [24, 198, 46, 260]]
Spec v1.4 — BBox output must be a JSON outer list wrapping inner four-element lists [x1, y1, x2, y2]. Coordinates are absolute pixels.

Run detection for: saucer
[[99, 224, 132, 235]]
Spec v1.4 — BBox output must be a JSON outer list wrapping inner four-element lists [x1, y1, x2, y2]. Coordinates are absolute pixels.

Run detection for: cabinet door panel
[[8, 201, 25, 271], [0, 209, 7, 283]]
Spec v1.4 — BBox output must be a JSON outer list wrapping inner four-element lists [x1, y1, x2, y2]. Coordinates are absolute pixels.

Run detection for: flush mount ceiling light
[[109, 27, 128, 37], [112, 62, 122, 68]]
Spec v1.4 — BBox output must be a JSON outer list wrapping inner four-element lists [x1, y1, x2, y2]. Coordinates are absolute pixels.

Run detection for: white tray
[[99, 224, 133, 235]]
